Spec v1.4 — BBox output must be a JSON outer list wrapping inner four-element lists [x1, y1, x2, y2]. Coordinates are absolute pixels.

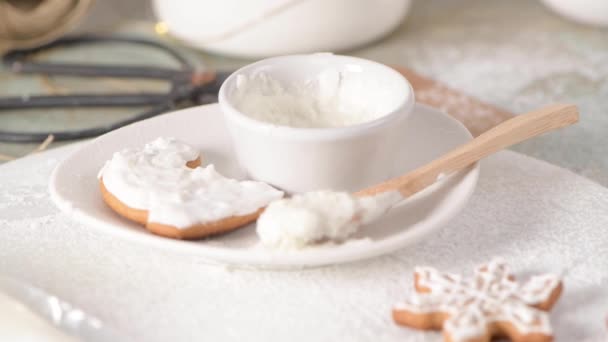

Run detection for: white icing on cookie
[[99, 137, 284, 228], [394, 258, 561, 341]]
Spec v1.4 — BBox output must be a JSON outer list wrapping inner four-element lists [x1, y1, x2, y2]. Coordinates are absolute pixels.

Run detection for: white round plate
[[50, 103, 479, 269]]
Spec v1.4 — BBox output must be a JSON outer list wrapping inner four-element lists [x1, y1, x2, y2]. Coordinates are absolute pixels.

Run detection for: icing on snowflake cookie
[[392, 258, 562, 342]]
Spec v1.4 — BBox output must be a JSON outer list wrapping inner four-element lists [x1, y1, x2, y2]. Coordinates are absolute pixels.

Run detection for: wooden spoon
[[256, 103, 579, 248], [356, 103, 579, 198]]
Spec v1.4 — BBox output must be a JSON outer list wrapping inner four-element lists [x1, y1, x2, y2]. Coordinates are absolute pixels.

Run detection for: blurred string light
[[155, 21, 170, 36]]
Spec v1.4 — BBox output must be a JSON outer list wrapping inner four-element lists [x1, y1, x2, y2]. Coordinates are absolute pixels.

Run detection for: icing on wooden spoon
[[257, 103, 579, 249]]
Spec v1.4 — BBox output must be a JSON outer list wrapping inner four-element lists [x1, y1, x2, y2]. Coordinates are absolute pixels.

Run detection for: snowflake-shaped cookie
[[393, 258, 562, 342]]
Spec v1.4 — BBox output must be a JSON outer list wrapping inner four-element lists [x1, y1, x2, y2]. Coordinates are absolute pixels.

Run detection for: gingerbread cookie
[[98, 137, 284, 239], [393, 258, 562, 342]]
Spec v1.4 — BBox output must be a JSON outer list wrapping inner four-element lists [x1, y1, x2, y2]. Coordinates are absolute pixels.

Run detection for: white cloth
[[0, 144, 607, 342]]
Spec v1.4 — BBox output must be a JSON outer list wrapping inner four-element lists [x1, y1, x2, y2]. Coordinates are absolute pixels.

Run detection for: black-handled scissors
[[0, 35, 231, 143]]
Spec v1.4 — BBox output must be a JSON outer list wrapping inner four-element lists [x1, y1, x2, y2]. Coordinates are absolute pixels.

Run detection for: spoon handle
[[358, 103, 579, 197]]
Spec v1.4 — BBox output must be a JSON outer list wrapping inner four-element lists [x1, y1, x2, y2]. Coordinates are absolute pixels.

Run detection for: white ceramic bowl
[[152, 0, 411, 58], [541, 0, 608, 27], [219, 54, 414, 193]]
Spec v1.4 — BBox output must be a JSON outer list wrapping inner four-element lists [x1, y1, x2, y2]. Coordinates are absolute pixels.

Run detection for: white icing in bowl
[[219, 54, 415, 193], [232, 68, 404, 128]]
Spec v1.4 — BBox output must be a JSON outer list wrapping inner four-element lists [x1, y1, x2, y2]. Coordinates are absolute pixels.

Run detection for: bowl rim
[[218, 53, 415, 141]]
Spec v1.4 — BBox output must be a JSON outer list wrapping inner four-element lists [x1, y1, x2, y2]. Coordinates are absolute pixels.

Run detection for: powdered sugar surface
[[1, 144, 607, 341]]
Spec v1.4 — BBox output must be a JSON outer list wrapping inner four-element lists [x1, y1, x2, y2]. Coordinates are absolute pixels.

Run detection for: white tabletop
[[1, 144, 607, 341]]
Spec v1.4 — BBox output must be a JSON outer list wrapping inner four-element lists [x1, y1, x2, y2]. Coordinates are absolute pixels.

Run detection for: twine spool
[[0, 0, 93, 53]]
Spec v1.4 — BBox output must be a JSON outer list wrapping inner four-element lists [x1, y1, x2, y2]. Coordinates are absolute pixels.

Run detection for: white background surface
[[1, 145, 607, 341]]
